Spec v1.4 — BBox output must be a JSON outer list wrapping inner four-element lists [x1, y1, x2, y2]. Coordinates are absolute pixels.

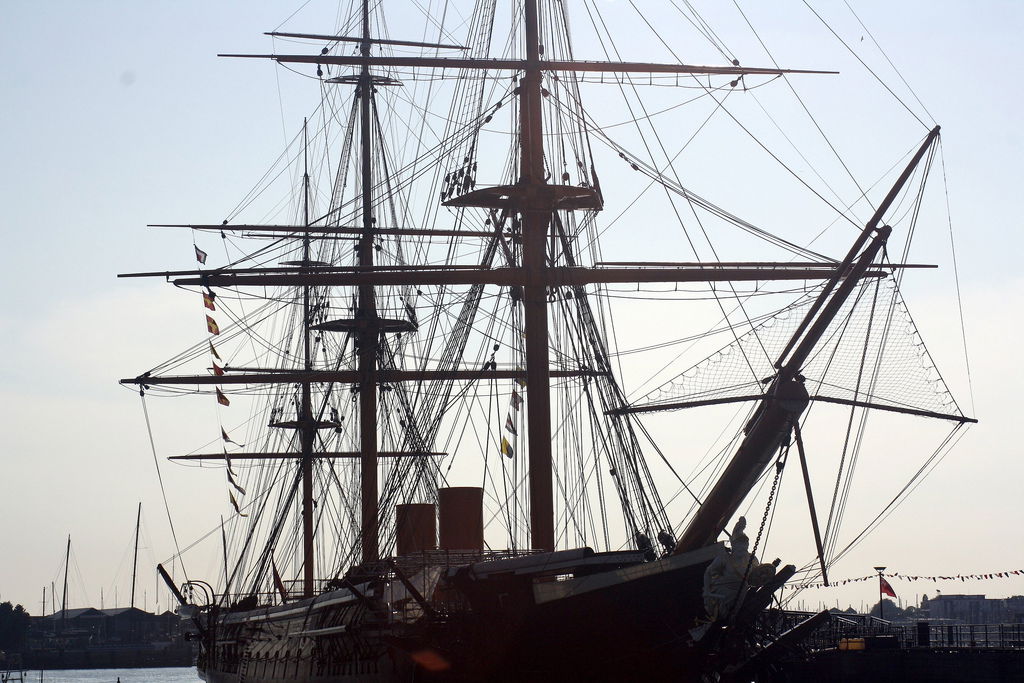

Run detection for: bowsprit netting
[[634, 277, 965, 421]]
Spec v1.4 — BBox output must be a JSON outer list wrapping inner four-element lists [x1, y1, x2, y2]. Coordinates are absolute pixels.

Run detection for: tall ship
[[121, 1, 974, 680]]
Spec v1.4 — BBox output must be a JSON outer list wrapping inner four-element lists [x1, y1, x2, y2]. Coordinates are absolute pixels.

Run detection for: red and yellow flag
[[206, 315, 220, 335], [203, 291, 216, 311]]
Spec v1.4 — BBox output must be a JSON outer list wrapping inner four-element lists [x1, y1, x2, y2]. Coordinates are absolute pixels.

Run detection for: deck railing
[[776, 610, 1024, 650]]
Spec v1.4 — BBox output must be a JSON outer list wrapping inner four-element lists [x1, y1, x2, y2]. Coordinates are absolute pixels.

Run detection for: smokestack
[[395, 503, 436, 556], [438, 487, 484, 551]]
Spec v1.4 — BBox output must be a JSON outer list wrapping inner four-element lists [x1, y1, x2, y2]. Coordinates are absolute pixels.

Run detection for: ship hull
[[196, 545, 725, 682]]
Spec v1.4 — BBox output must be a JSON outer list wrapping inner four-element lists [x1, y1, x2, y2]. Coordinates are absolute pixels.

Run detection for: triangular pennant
[[209, 341, 222, 361], [221, 427, 243, 446], [229, 491, 247, 516], [212, 361, 225, 377], [216, 387, 230, 406], [226, 468, 247, 496]]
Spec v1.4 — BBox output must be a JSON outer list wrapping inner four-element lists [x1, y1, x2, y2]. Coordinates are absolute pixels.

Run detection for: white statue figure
[[691, 516, 779, 644]]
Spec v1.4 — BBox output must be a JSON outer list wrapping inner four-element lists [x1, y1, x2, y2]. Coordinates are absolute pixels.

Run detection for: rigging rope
[[139, 392, 188, 582]]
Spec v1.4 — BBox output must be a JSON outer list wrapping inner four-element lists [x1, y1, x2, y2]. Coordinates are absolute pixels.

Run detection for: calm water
[[21, 669, 198, 683]]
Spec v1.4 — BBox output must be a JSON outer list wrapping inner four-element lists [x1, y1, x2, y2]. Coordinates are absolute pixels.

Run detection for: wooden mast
[[300, 119, 316, 597], [357, 0, 380, 564], [520, 0, 554, 552]]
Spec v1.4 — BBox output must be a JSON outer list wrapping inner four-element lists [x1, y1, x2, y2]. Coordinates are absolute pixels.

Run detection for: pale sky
[[1, 0, 1022, 615]]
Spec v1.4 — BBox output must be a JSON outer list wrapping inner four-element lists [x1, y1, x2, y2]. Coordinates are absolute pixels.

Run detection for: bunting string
[[498, 372, 526, 458], [789, 568, 1024, 590], [193, 242, 247, 518]]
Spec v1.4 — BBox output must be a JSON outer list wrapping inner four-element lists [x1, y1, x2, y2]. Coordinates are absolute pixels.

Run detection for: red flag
[[212, 361, 224, 376], [206, 315, 220, 335], [195, 245, 208, 264], [209, 341, 222, 361], [272, 560, 289, 603], [880, 576, 897, 598], [203, 291, 216, 311], [216, 387, 230, 406]]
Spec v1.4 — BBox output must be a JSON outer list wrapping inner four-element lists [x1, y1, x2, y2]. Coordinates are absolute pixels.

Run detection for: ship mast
[[300, 119, 316, 597], [356, 0, 380, 564], [519, 0, 554, 551]]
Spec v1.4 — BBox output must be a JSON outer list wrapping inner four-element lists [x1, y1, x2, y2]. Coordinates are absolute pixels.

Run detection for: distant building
[[924, 594, 1024, 624]]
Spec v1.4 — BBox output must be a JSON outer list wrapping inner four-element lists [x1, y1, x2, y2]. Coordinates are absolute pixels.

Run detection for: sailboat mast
[[520, 0, 554, 551], [130, 502, 141, 609], [61, 535, 70, 632], [301, 119, 316, 596], [357, 0, 381, 563]]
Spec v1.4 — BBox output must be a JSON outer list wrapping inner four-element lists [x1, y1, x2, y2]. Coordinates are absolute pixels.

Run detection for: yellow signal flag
[[500, 436, 514, 458], [229, 491, 247, 516]]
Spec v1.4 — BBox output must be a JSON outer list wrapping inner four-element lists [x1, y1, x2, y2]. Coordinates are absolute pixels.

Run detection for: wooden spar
[[805, 395, 976, 423], [166, 265, 892, 289], [614, 394, 976, 424], [219, 53, 836, 77], [122, 260, 925, 278], [264, 31, 469, 51], [130, 502, 141, 609], [170, 451, 445, 462], [121, 368, 608, 386], [792, 421, 829, 587], [357, 0, 380, 565], [149, 224, 498, 238], [673, 128, 944, 554], [300, 120, 315, 598]]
